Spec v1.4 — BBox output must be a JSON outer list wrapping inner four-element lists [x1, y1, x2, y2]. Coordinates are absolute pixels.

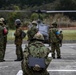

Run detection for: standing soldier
[[27, 21, 38, 43], [0, 18, 8, 61], [14, 19, 24, 61], [0, 18, 7, 62], [49, 22, 61, 59]]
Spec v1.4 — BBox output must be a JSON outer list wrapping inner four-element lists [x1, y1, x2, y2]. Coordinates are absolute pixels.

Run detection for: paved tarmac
[[0, 43, 76, 75]]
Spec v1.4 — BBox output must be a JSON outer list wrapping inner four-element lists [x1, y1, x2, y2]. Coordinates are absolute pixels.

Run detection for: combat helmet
[[33, 32, 44, 40], [37, 19, 42, 24], [15, 19, 21, 26], [0, 17, 6, 25], [32, 21, 37, 25], [0, 18, 3, 24], [0, 18, 5, 21], [52, 22, 57, 28]]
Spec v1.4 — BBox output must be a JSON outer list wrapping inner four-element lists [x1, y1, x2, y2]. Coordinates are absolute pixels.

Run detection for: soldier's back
[[21, 40, 51, 75]]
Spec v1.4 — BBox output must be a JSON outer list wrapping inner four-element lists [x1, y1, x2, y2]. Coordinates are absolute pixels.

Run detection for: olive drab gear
[[49, 28, 60, 43], [0, 18, 4, 21], [32, 21, 37, 25], [0, 22, 4, 62], [27, 21, 38, 41], [15, 19, 21, 25], [27, 26, 38, 41], [14, 27, 23, 45], [33, 31, 44, 40], [49, 23, 61, 59], [0, 18, 7, 25], [21, 38, 52, 75], [0, 17, 8, 60], [59, 29, 63, 47], [14, 19, 24, 61], [0, 18, 3, 24]]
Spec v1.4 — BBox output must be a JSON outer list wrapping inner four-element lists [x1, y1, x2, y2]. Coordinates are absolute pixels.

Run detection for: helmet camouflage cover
[[0, 18, 5, 21], [32, 21, 37, 25], [0, 18, 3, 24], [33, 32, 44, 40]]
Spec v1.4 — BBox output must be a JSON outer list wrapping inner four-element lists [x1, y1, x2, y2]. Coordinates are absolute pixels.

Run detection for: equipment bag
[[28, 57, 46, 69]]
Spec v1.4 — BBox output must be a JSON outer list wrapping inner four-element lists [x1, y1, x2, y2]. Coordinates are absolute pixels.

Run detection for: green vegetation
[[7, 30, 28, 41], [63, 30, 76, 40], [0, 0, 76, 30], [7, 30, 76, 41], [7, 30, 15, 40]]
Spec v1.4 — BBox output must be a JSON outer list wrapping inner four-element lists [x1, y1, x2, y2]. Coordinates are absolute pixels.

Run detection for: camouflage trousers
[[0, 45, 4, 61], [3, 42, 6, 59], [16, 45, 23, 60], [51, 42, 61, 58]]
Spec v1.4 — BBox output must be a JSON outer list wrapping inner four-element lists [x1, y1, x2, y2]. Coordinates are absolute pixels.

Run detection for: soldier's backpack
[[27, 41, 50, 70], [28, 57, 46, 69]]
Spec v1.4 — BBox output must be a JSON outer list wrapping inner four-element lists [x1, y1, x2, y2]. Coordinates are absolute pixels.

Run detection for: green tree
[[7, 5, 21, 29]]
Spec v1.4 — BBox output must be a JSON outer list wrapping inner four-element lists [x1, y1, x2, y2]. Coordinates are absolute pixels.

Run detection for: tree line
[[0, 0, 76, 29], [0, 0, 76, 10]]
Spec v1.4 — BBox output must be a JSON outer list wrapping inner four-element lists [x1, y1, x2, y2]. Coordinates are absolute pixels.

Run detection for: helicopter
[[0, 9, 76, 43]]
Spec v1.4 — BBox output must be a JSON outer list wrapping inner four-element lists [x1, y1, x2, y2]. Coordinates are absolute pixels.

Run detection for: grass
[[7, 30, 76, 41], [7, 30, 28, 41], [63, 30, 76, 40]]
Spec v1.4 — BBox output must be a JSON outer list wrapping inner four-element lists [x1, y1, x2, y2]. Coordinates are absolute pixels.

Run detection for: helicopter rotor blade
[[0, 10, 76, 13]]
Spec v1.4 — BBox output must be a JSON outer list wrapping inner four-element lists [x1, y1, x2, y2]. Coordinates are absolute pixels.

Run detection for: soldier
[[27, 21, 38, 43], [49, 22, 61, 59], [59, 29, 63, 47], [14, 19, 24, 61], [21, 32, 52, 75], [0, 18, 8, 60], [0, 19, 6, 62]]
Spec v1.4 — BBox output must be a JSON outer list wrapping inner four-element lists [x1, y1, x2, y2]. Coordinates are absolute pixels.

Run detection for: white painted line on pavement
[[47, 69, 76, 72], [17, 69, 76, 75], [16, 70, 23, 75]]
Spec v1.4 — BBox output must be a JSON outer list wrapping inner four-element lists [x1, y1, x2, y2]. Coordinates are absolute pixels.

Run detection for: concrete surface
[[0, 43, 76, 75]]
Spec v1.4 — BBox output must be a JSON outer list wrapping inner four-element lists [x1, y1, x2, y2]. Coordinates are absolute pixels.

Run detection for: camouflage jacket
[[23, 40, 52, 68], [59, 33, 63, 41], [14, 26, 23, 45], [27, 26, 38, 41], [49, 28, 60, 43], [0, 24, 4, 45]]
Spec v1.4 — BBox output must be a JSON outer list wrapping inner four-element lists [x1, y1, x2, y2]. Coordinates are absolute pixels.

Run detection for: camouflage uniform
[[21, 33, 52, 75], [0, 18, 8, 59], [27, 21, 38, 43], [0, 20, 4, 62], [59, 30, 63, 47], [14, 19, 23, 61], [49, 22, 61, 59]]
